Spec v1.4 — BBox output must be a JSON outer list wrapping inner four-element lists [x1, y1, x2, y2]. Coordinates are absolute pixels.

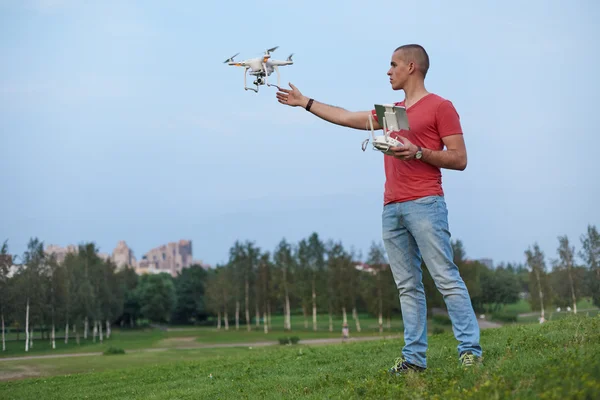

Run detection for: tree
[[479, 265, 520, 312], [580, 224, 600, 307], [171, 265, 209, 324], [0, 240, 12, 351], [556, 235, 579, 314], [273, 239, 294, 331], [365, 242, 387, 333], [136, 273, 177, 323], [525, 243, 549, 322]]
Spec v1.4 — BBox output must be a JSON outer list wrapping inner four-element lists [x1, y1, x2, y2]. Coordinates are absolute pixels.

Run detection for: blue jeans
[[382, 195, 482, 368]]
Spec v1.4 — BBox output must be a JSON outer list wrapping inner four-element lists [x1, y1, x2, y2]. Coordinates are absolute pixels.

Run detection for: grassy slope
[[1, 315, 599, 399]]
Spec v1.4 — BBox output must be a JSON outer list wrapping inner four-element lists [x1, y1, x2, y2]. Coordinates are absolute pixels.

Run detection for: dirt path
[[517, 308, 598, 318]]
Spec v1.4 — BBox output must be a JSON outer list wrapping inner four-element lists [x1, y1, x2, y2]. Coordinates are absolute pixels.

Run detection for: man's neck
[[402, 80, 429, 109]]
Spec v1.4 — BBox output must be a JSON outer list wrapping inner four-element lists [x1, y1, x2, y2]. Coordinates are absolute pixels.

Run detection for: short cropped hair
[[395, 44, 430, 77]]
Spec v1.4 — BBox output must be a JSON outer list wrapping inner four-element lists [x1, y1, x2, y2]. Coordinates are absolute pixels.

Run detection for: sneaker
[[459, 351, 481, 367], [388, 357, 426, 376]]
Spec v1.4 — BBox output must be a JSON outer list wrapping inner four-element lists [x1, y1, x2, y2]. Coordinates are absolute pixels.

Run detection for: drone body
[[224, 46, 294, 92]]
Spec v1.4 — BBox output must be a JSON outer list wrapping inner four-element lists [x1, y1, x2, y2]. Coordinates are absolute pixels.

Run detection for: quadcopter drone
[[224, 46, 294, 92]]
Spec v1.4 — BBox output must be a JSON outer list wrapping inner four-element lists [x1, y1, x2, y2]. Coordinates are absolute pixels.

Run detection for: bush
[[491, 310, 518, 323], [432, 327, 445, 335], [103, 346, 125, 355], [278, 336, 300, 345]]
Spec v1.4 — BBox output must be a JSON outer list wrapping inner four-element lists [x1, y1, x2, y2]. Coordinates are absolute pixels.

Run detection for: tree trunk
[[567, 268, 577, 314], [30, 327, 33, 349], [352, 307, 361, 332], [342, 307, 347, 325], [245, 278, 251, 331], [235, 300, 240, 330], [263, 311, 268, 334], [328, 303, 333, 332], [255, 304, 260, 328], [267, 302, 272, 330], [25, 298, 29, 352], [1, 312, 5, 352], [302, 305, 308, 329], [224, 310, 229, 331], [284, 293, 291, 331], [99, 319, 103, 343], [106, 319, 111, 339], [312, 278, 317, 331], [217, 311, 222, 329], [93, 320, 97, 343], [129, 315, 134, 328], [534, 269, 545, 321], [51, 324, 56, 349], [84, 317, 89, 339], [378, 279, 383, 333], [65, 322, 69, 344], [283, 268, 290, 331]]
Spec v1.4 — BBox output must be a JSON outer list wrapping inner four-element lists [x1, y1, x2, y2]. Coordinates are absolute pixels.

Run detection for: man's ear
[[407, 61, 416, 74]]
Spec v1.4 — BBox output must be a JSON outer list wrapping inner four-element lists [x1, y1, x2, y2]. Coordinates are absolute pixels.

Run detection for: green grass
[[1, 314, 599, 399], [0, 315, 409, 358]]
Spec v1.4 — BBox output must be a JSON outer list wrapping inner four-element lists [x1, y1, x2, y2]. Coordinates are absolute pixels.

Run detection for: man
[[275, 44, 482, 373]]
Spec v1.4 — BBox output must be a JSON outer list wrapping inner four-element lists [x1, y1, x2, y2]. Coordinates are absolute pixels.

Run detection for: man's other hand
[[389, 136, 418, 160]]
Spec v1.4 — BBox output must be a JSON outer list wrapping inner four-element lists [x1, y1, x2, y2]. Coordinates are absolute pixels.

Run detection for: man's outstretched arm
[[276, 83, 381, 130]]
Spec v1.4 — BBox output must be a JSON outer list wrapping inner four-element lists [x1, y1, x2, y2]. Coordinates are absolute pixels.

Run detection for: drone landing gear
[[244, 67, 259, 93], [265, 65, 281, 90]]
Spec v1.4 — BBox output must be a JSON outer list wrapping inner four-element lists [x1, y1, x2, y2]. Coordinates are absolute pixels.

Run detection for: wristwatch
[[415, 146, 423, 160]]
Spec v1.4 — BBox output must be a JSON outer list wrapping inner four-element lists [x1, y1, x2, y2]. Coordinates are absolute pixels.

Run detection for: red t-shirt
[[370, 93, 463, 205]]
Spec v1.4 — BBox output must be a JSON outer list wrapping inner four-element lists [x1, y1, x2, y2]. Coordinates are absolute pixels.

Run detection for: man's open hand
[[389, 136, 419, 160], [276, 83, 307, 107]]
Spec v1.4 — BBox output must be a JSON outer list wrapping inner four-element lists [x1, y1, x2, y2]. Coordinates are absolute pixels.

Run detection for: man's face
[[387, 50, 411, 90]]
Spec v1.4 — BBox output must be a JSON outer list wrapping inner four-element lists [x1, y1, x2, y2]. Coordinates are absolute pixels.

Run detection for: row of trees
[[0, 224, 598, 352]]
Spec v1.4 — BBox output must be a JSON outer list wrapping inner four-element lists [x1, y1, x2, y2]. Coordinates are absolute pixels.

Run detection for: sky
[[1, 0, 599, 269]]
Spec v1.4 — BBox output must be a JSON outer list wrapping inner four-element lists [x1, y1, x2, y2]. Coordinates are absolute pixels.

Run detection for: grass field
[[0, 314, 410, 358], [1, 314, 599, 399]]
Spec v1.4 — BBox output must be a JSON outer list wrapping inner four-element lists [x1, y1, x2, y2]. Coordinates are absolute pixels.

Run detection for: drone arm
[[262, 62, 268, 86], [274, 65, 280, 88]]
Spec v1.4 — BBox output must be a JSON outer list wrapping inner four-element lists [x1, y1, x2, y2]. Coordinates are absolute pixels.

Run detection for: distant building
[[135, 239, 193, 277], [112, 240, 137, 270], [43, 240, 198, 277], [45, 244, 78, 264]]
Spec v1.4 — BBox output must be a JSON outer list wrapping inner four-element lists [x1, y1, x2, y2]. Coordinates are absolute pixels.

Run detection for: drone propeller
[[265, 46, 278, 55], [223, 52, 239, 63]]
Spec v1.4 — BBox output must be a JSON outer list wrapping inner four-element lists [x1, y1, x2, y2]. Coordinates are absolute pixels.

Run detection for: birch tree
[[306, 233, 326, 331], [274, 239, 294, 331], [525, 243, 548, 322], [0, 240, 12, 351], [557, 235, 578, 314], [20, 238, 45, 352], [580, 224, 600, 307], [366, 242, 388, 333]]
